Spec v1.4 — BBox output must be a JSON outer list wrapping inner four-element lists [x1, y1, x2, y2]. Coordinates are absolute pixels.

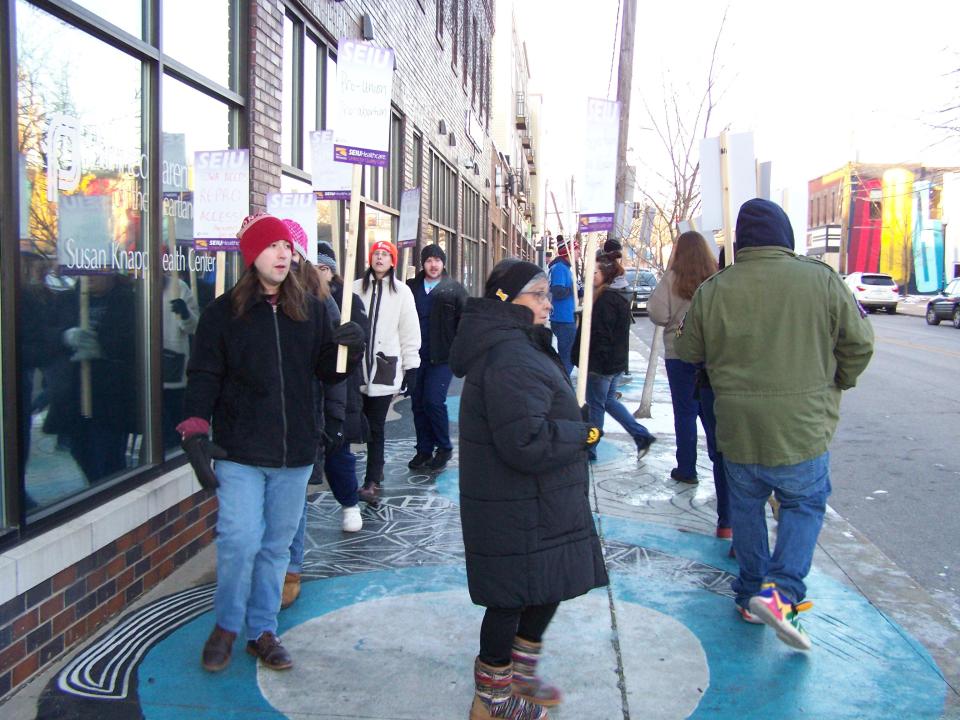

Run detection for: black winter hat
[[420, 243, 447, 267], [603, 238, 622, 254], [484, 259, 544, 302], [734, 198, 794, 253]]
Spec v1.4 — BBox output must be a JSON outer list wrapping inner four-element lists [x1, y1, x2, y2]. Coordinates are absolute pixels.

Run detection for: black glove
[[181, 434, 227, 490], [322, 418, 345, 456], [580, 404, 592, 422], [331, 321, 365, 354], [584, 426, 604, 450], [400, 368, 418, 397], [170, 298, 190, 320]]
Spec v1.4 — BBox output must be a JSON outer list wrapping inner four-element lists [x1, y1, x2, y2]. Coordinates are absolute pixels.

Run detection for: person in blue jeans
[[648, 231, 730, 536], [177, 213, 364, 672], [406, 244, 468, 471], [675, 199, 874, 650], [548, 235, 576, 375], [572, 250, 655, 461]]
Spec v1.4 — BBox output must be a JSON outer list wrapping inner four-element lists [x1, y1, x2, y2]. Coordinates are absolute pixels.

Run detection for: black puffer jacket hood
[[449, 298, 548, 378], [735, 198, 795, 254]]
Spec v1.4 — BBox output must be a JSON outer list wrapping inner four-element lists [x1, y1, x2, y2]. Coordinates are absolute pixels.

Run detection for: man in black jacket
[[405, 244, 468, 471], [178, 213, 364, 674]]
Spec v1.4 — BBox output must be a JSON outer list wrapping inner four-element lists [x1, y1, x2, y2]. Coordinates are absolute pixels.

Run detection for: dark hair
[[596, 251, 625, 286], [231, 265, 308, 321], [362, 265, 397, 293], [294, 259, 330, 301], [671, 231, 718, 300]]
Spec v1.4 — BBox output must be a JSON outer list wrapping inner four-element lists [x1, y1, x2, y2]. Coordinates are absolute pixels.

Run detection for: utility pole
[[611, 0, 637, 241]]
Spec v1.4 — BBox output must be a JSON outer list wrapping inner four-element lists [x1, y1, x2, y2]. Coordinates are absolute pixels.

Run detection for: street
[[831, 311, 960, 623]]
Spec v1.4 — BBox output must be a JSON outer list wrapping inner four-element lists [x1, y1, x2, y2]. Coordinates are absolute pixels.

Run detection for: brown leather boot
[[246, 631, 293, 670], [201, 625, 236, 672], [281, 572, 301, 609]]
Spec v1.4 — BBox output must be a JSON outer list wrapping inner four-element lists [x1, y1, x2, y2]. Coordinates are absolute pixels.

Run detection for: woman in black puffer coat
[[449, 259, 608, 720]]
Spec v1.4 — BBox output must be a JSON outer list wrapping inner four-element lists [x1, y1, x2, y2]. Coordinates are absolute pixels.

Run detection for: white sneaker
[[341, 505, 363, 533]]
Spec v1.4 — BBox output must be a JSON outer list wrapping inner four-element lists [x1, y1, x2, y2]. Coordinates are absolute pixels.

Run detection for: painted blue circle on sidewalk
[[137, 523, 947, 719]]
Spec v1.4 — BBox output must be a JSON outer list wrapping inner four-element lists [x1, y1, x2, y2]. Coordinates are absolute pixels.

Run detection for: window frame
[[2, 0, 245, 534]]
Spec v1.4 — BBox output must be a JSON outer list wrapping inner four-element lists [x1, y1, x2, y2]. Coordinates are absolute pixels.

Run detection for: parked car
[[843, 272, 899, 313], [623, 268, 658, 315], [925, 277, 960, 328]]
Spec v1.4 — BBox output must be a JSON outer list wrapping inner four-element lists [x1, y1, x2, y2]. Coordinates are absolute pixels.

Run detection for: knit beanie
[[420, 243, 447, 267], [484, 259, 544, 302], [556, 234, 569, 257], [237, 213, 292, 267], [316, 241, 338, 274], [368, 240, 398, 268], [282, 218, 309, 259], [603, 238, 622, 254]]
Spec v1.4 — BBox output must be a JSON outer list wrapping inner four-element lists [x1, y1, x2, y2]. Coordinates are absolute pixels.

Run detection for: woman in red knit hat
[[353, 239, 421, 504]]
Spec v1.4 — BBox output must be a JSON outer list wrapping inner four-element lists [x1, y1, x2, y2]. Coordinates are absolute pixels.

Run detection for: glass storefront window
[[281, 14, 295, 167], [16, 1, 148, 512], [302, 34, 319, 175], [162, 0, 232, 87], [70, 0, 141, 38], [160, 76, 231, 456]]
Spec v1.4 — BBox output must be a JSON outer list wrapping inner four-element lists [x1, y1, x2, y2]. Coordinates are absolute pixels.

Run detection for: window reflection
[[160, 76, 230, 455], [69, 0, 141, 37], [16, 2, 147, 512], [162, 0, 232, 86]]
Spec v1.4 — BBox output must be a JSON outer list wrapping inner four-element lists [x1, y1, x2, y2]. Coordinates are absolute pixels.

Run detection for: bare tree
[[632, 7, 730, 263]]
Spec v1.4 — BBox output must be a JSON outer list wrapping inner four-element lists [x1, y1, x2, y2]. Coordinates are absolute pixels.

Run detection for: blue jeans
[[214, 460, 312, 640], [551, 322, 576, 375], [288, 444, 359, 573], [724, 452, 832, 607], [412, 362, 454, 453], [585, 372, 654, 459], [665, 359, 729, 526]]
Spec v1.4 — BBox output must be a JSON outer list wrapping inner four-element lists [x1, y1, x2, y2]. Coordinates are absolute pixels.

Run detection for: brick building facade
[[0, 0, 527, 699]]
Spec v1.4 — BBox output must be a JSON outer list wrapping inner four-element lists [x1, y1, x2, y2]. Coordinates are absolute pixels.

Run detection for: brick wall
[[0, 492, 217, 699], [249, 0, 284, 210], [296, 0, 496, 270]]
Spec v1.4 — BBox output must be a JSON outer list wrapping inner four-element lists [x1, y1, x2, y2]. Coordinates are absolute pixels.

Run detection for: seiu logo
[[46, 113, 82, 201]]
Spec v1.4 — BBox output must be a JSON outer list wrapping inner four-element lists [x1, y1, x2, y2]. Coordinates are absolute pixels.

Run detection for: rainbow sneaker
[[748, 583, 813, 650], [736, 605, 765, 625]]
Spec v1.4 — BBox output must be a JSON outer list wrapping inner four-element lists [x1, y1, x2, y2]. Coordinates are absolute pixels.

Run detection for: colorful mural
[[878, 167, 914, 286], [808, 163, 960, 291]]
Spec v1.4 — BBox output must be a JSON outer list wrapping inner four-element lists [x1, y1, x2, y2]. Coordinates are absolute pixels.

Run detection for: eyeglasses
[[519, 290, 552, 304]]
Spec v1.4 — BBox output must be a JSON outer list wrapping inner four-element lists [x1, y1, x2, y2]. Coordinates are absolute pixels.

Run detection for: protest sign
[[579, 98, 620, 232], [193, 149, 249, 250], [332, 40, 395, 166], [397, 187, 421, 248], [311, 130, 352, 199]]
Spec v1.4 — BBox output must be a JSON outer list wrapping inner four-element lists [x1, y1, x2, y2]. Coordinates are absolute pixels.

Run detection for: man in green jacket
[[675, 198, 874, 650]]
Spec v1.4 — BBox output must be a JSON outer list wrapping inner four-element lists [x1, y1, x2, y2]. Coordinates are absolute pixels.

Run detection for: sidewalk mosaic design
[[34, 433, 950, 719]]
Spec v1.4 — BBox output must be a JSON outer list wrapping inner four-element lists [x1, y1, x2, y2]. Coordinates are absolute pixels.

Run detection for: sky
[[515, 0, 960, 239]]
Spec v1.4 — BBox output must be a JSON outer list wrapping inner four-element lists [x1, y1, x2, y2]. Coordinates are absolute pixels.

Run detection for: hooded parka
[[449, 298, 609, 608]]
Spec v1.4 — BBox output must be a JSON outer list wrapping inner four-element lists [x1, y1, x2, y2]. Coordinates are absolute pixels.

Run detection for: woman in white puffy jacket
[[353, 240, 421, 504]]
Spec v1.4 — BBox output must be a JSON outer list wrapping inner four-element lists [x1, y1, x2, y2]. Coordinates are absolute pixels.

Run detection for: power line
[[606, 0, 621, 100]]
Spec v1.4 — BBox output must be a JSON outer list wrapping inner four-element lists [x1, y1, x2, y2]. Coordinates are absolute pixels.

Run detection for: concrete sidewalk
[[4, 321, 959, 719]]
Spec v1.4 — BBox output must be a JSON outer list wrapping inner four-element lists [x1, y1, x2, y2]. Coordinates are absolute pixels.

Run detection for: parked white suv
[[843, 272, 899, 314]]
